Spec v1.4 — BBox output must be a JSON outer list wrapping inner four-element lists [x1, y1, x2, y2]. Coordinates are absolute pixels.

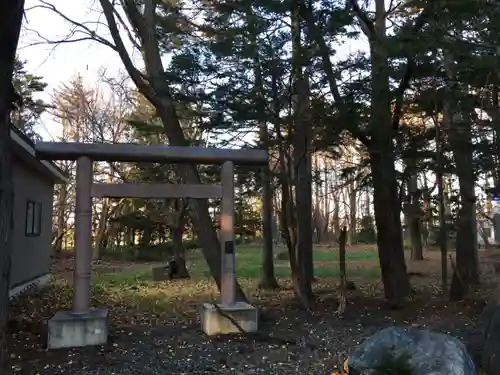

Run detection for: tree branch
[[99, 0, 155, 102], [29, 1, 116, 49], [111, 4, 141, 51], [300, 2, 371, 146], [391, 3, 438, 131], [348, 0, 377, 39]]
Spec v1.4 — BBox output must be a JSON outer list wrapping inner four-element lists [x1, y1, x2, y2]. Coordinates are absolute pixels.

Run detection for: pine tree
[[11, 57, 48, 142]]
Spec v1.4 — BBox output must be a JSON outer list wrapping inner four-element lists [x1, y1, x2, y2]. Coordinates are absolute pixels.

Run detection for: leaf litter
[[6, 258, 491, 375]]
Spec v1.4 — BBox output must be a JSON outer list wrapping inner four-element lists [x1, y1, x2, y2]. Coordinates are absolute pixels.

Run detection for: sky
[[18, 0, 131, 140], [18, 0, 368, 142]]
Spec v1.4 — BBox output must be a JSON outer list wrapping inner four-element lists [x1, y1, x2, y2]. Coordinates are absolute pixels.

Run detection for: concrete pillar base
[[47, 308, 109, 349], [200, 302, 258, 336]]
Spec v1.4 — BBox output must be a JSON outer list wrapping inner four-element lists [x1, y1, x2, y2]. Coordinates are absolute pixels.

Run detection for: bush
[[354, 215, 377, 244], [354, 229, 377, 244], [134, 244, 172, 262], [427, 226, 457, 248], [102, 237, 249, 262], [103, 239, 200, 262]]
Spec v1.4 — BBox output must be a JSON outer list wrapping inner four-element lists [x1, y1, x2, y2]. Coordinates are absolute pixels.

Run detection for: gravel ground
[[8, 294, 487, 375]]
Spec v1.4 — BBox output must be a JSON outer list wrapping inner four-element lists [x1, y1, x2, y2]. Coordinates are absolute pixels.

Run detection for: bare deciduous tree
[[51, 75, 134, 259]]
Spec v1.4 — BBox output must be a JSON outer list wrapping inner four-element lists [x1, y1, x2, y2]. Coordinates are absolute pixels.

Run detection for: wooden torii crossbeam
[[35, 142, 267, 165], [36, 142, 268, 348]]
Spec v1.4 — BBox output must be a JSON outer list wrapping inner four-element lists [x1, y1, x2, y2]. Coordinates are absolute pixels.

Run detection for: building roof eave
[[9, 126, 68, 184]]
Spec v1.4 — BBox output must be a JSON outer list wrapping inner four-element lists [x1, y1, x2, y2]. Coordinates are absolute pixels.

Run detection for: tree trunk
[[271, 65, 300, 293], [337, 227, 348, 316], [294, 115, 314, 298], [54, 185, 68, 254], [259, 173, 279, 289], [448, 109, 479, 299], [324, 160, 330, 216], [292, 0, 313, 302], [127, 227, 135, 247], [421, 176, 430, 249], [348, 185, 357, 245], [171, 224, 189, 278], [333, 193, 340, 238], [365, 18, 412, 304], [407, 172, 424, 261], [279, 148, 300, 291], [140, 225, 153, 248], [370, 146, 412, 305], [247, 5, 279, 290], [442, 52, 479, 300], [435, 121, 448, 292], [313, 155, 322, 244], [277, 135, 299, 291], [365, 0, 411, 305], [489, 84, 500, 190], [364, 187, 371, 216], [0, 0, 25, 370], [94, 198, 109, 260]]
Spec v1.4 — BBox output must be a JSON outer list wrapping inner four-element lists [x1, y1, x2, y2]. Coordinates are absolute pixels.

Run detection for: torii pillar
[[199, 161, 259, 335], [47, 156, 108, 349]]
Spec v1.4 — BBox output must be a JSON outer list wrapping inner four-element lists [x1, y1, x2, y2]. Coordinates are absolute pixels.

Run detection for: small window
[[25, 201, 42, 237]]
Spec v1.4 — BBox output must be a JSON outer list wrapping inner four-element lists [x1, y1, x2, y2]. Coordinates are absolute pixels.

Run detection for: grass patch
[[41, 244, 381, 318], [91, 245, 380, 291], [179, 245, 379, 279], [312, 249, 378, 262]]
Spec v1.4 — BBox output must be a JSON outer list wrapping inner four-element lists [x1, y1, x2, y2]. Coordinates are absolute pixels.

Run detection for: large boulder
[[348, 326, 475, 375]]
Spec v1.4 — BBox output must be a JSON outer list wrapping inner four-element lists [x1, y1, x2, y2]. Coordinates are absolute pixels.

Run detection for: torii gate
[[35, 142, 268, 349]]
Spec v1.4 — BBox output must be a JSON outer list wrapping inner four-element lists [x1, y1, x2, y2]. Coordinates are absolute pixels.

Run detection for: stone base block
[[152, 266, 170, 281], [47, 309, 108, 349], [152, 264, 190, 281], [200, 302, 258, 336]]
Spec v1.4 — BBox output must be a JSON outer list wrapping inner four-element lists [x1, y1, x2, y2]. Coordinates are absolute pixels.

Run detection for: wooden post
[[220, 161, 236, 305], [73, 156, 93, 313]]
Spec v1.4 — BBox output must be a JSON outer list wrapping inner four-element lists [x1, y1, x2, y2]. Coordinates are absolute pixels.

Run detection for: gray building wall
[[10, 157, 54, 288]]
